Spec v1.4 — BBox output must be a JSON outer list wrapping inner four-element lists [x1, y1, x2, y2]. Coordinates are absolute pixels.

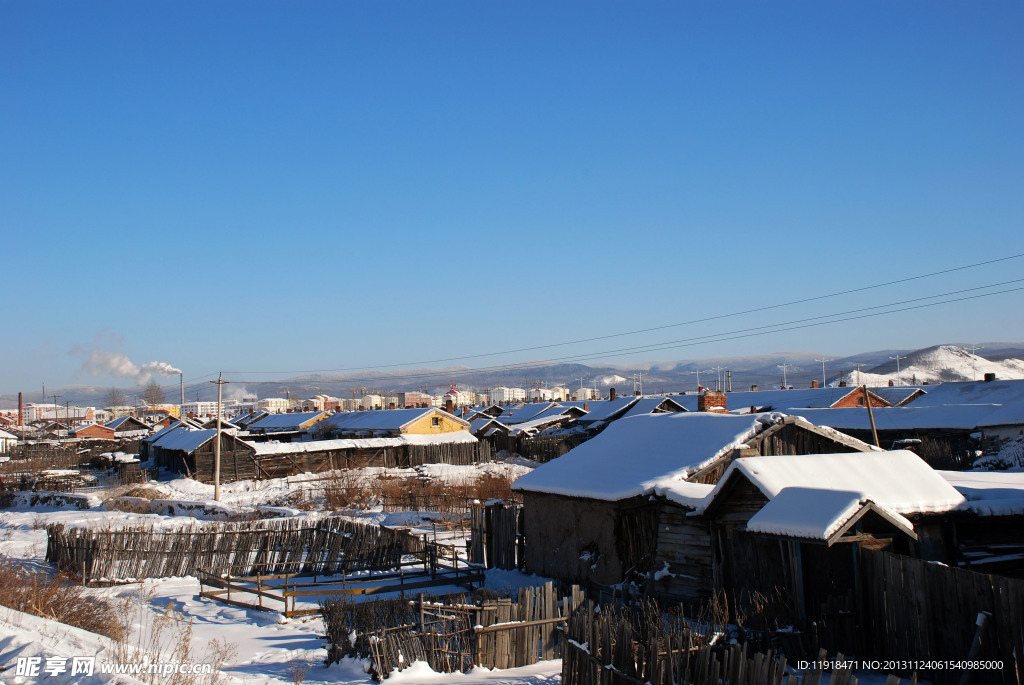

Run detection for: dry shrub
[[323, 470, 519, 514], [0, 557, 124, 640]]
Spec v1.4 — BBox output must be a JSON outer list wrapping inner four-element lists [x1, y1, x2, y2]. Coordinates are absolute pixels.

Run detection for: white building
[[491, 386, 527, 404], [257, 398, 292, 414], [572, 387, 598, 401], [22, 403, 94, 424], [0, 429, 18, 454], [180, 401, 224, 418], [549, 387, 571, 402], [360, 394, 384, 410], [527, 388, 555, 402]]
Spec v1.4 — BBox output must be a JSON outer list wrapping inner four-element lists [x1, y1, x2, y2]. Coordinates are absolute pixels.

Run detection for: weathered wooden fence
[[324, 582, 585, 678], [858, 548, 1024, 685], [563, 601, 887, 685], [468, 499, 523, 569], [46, 516, 416, 584], [489, 433, 592, 463]]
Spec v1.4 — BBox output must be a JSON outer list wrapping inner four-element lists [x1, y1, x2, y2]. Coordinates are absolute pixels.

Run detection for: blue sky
[[2, 1, 1023, 395]]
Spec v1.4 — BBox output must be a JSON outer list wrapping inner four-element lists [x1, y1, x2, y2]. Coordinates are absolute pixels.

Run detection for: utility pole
[[863, 385, 880, 448], [711, 366, 724, 392], [968, 344, 984, 381], [889, 354, 903, 386], [210, 373, 228, 501], [777, 364, 791, 389], [855, 363, 865, 386], [814, 358, 831, 388], [51, 394, 62, 443]]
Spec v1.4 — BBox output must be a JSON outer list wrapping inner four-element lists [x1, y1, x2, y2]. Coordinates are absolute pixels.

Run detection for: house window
[[431, 417, 440, 427]]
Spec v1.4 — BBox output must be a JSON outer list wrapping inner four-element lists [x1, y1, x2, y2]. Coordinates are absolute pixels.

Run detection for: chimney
[[838, 380, 847, 387], [984, 372, 996, 382], [888, 380, 894, 387], [811, 380, 820, 389], [445, 398, 454, 414], [584, 402, 589, 412], [18, 392, 23, 427], [609, 387, 617, 401], [697, 390, 727, 413], [750, 385, 758, 392], [388, 402, 396, 410], [188, 411, 194, 419]]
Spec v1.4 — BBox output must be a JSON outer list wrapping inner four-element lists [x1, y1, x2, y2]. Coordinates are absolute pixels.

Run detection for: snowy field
[[0, 459, 561, 685]]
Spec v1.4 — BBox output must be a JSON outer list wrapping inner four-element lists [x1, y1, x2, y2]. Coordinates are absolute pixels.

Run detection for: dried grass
[[0, 556, 124, 640], [321, 470, 517, 513]]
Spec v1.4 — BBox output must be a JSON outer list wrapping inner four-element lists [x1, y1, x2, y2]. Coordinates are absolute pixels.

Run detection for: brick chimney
[[445, 398, 454, 414], [697, 391, 727, 413], [609, 387, 617, 401], [811, 380, 820, 389]]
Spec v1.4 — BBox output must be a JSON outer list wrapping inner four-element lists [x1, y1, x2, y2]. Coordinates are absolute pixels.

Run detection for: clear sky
[[2, 1, 1023, 396]]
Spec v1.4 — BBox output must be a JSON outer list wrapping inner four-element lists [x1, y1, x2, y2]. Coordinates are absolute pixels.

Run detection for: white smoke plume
[[73, 348, 182, 385]]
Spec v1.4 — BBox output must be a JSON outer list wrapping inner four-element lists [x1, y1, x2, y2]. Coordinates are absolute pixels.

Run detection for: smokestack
[[727, 371, 732, 393], [609, 387, 617, 401], [18, 392, 23, 427]]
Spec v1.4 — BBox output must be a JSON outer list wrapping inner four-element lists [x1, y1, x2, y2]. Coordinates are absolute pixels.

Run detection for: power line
[[225, 281, 1024, 387], [222, 252, 1024, 376]]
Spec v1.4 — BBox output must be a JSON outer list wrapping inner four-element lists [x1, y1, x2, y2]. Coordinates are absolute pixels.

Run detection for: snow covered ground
[[0, 459, 559, 685], [840, 345, 1024, 386]]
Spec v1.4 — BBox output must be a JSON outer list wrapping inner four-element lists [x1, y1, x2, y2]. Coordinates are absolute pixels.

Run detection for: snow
[[940, 470, 1024, 516], [839, 345, 1024, 386], [745, 487, 913, 541], [248, 430, 477, 455], [703, 450, 965, 515], [324, 408, 470, 432], [0, 457, 557, 685], [512, 412, 786, 502]]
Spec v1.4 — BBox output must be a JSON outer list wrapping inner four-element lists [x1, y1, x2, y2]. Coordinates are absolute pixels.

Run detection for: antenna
[[814, 358, 832, 387]]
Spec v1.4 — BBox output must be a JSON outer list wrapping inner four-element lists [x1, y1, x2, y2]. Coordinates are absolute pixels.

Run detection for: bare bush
[[0, 556, 124, 640]]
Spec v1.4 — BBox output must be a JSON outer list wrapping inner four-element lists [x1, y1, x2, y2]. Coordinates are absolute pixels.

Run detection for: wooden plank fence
[[562, 601, 895, 685], [324, 582, 585, 678], [858, 548, 1024, 685], [46, 516, 416, 584], [468, 500, 522, 569]]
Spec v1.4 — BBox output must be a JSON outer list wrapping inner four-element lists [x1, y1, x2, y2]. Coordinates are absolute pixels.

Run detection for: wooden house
[[68, 423, 116, 440], [104, 415, 151, 438], [320, 407, 470, 438], [698, 450, 965, 624], [511, 411, 877, 601]]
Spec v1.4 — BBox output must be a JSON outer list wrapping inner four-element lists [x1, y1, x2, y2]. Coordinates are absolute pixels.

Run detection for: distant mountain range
[[3, 343, 1023, 408]]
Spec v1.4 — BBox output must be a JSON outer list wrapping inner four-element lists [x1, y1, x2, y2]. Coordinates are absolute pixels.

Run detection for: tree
[[105, 386, 127, 409], [142, 380, 165, 406]]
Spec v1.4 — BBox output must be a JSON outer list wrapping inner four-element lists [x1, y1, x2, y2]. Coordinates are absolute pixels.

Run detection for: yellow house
[[323, 407, 470, 437]]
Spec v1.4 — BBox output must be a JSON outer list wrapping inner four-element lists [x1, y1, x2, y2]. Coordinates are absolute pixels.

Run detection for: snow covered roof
[[469, 417, 507, 436], [496, 402, 568, 425], [247, 411, 328, 431], [940, 470, 1024, 517], [620, 396, 687, 420], [702, 450, 965, 516], [511, 412, 789, 502], [324, 407, 470, 432], [669, 386, 918, 413], [105, 416, 150, 431], [246, 430, 477, 455], [508, 413, 575, 437], [0, 429, 17, 440], [745, 487, 915, 543], [152, 428, 217, 453], [792, 404, 1024, 432], [575, 397, 640, 424]]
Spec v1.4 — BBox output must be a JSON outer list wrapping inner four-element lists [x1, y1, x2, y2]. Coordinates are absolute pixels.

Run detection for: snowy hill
[[840, 345, 1024, 386]]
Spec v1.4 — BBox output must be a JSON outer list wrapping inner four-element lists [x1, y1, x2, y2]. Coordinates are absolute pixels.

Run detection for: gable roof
[[323, 407, 470, 432], [511, 412, 790, 503], [247, 411, 328, 432], [701, 450, 965, 516], [574, 397, 640, 424], [745, 487, 916, 544], [105, 416, 150, 431], [620, 396, 687, 420]]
